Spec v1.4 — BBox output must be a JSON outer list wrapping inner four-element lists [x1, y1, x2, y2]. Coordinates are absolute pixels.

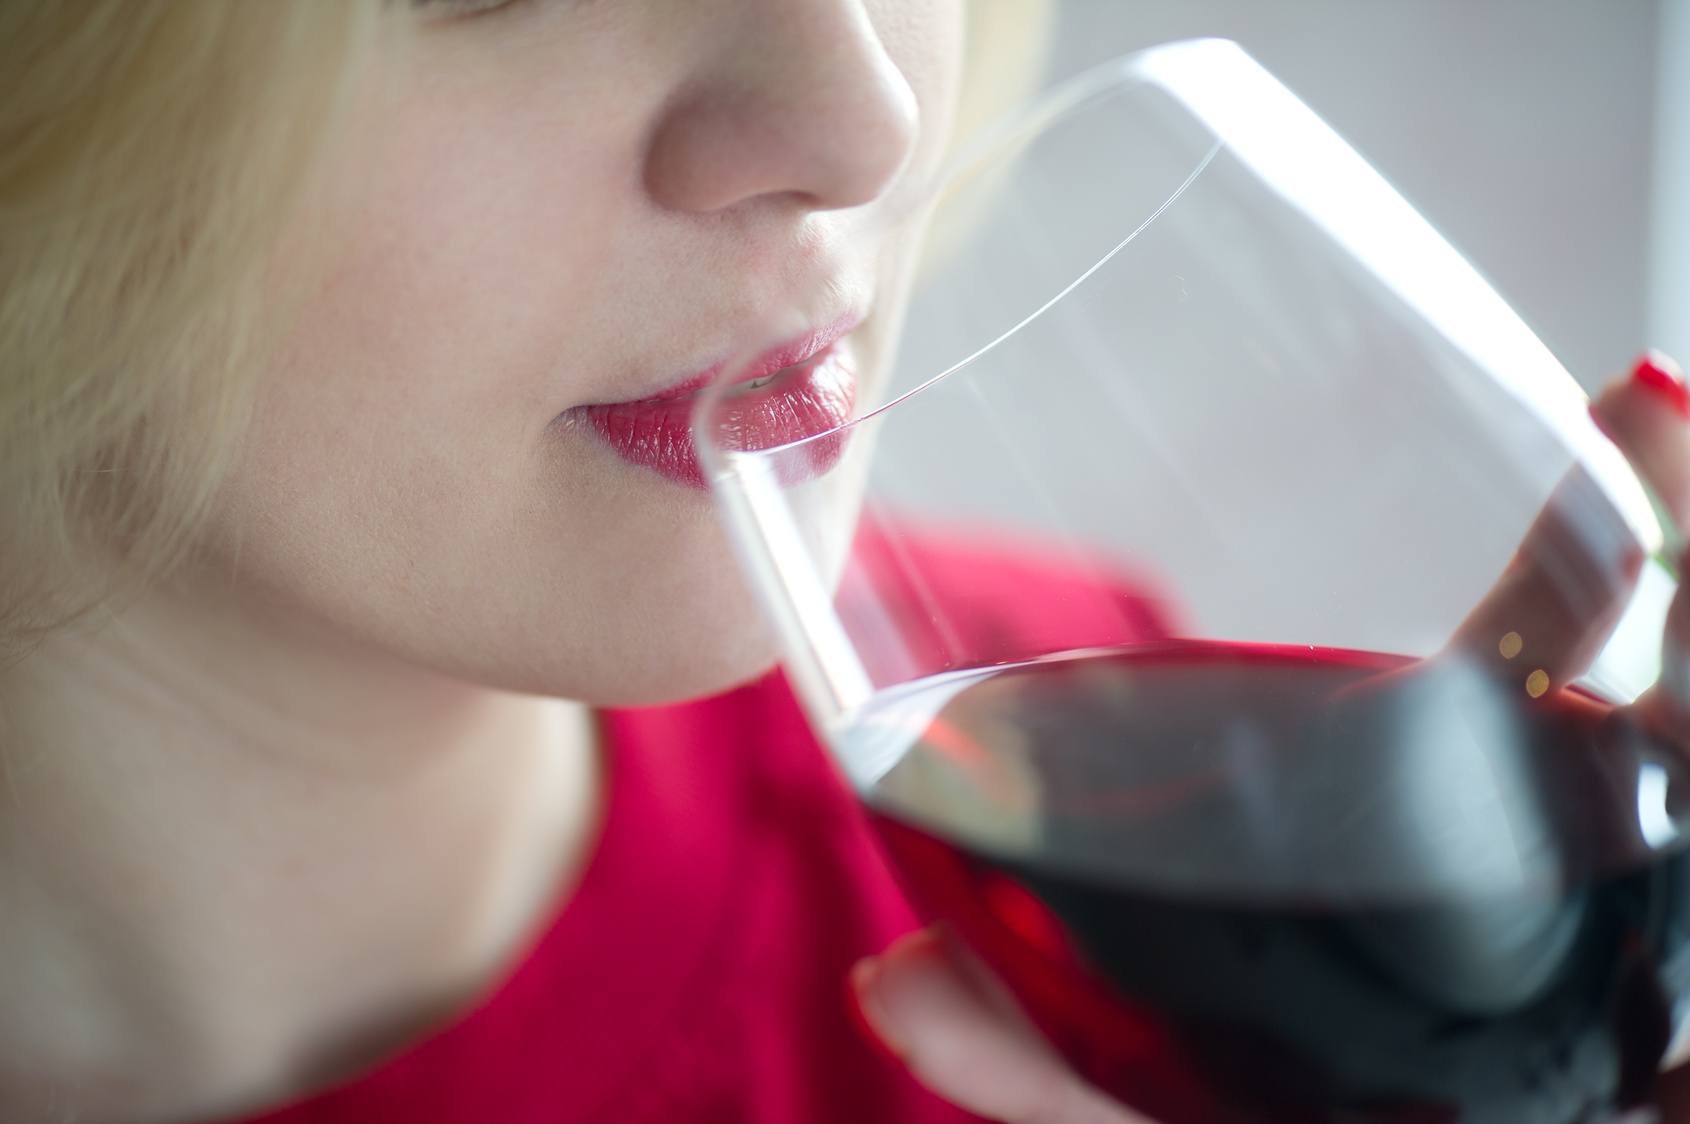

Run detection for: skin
[[1, 2, 1684, 1122], [855, 372, 1690, 1123], [0, 1, 960, 1120], [207, 0, 954, 708]]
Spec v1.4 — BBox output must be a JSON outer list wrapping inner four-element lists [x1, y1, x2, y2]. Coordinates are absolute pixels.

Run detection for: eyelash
[[412, 0, 520, 19]]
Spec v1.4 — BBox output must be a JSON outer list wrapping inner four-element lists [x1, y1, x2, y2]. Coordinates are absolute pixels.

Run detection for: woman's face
[[197, 0, 964, 704]]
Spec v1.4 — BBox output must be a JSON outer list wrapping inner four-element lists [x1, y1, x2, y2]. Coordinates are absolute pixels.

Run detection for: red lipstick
[[578, 316, 859, 488]]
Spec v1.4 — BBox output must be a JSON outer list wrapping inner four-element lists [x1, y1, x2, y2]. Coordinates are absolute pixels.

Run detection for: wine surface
[[848, 642, 1690, 1124]]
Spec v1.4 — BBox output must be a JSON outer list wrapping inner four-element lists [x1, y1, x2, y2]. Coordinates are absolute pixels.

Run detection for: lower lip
[[579, 344, 857, 489]]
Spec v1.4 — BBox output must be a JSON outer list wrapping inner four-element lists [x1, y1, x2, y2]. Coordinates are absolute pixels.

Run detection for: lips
[[577, 317, 859, 489]]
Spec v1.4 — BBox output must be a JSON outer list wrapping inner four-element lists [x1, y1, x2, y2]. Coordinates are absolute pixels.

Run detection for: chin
[[575, 627, 785, 709], [456, 583, 787, 709], [611, 650, 785, 709]]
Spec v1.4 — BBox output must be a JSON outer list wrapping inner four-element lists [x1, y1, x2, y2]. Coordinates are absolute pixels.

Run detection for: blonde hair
[[953, 0, 1057, 153], [0, 1, 369, 652], [0, 0, 1048, 654]]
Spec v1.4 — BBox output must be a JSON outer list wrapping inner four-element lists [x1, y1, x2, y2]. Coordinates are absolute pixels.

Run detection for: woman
[[4, 3, 1690, 1122], [0, 1, 1068, 1119]]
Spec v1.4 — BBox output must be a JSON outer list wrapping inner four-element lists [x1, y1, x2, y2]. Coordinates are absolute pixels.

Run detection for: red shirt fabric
[[240, 672, 982, 1124], [237, 529, 1169, 1123]]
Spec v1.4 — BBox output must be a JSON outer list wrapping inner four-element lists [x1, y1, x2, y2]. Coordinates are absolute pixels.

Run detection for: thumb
[[1591, 351, 1690, 526], [1592, 354, 1690, 723], [1441, 352, 1690, 698], [852, 928, 1145, 1124]]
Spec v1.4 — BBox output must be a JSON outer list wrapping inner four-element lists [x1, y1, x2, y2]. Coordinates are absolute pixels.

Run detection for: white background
[[1044, 0, 1661, 393]]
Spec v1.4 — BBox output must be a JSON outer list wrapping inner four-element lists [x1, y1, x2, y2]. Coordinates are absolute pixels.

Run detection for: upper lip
[[593, 313, 863, 407]]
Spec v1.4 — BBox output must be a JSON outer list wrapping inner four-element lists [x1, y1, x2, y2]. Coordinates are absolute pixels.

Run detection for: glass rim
[[692, 38, 1659, 559]]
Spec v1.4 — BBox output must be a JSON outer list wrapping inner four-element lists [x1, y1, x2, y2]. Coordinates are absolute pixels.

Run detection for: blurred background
[[1035, 0, 1675, 394]]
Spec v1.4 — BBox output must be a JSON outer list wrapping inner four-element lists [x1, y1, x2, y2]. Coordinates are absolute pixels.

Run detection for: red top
[[238, 672, 980, 1124], [237, 528, 1169, 1123]]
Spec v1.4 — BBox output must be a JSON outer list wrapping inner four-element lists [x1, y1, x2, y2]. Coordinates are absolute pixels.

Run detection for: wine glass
[[695, 38, 1688, 1124]]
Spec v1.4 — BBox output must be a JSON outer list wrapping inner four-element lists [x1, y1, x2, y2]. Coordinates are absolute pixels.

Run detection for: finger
[[1591, 352, 1690, 524], [1571, 359, 1690, 1107], [852, 928, 1146, 1124], [1445, 462, 1643, 694], [1442, 354, 1690, 695], [1589, 353, 1690, 725]]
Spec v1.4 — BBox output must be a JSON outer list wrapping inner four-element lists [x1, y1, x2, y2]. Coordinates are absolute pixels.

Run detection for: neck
[[0, 578, 600, 1123]]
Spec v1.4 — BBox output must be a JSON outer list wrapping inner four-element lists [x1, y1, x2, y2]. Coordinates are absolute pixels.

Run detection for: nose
[[643, 1, 921, 214]]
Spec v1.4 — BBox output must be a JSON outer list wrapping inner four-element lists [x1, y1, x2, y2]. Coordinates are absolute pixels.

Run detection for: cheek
[[193, 94, 777, 703], [205, 376, 780, 703], [311, 96, 624, 419], [869, 0, 967, 152]]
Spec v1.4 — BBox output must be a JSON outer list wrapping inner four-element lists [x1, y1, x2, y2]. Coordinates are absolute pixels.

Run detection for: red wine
[[847, 642, 1690, 1124]]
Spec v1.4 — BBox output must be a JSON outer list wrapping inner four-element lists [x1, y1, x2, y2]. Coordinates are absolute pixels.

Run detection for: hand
[[852, 927, 1147, 1123], [852, 353, 1690, 1124]]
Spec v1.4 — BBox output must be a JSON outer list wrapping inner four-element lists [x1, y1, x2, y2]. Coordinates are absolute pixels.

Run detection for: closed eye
[[411, 0, 523, 21]]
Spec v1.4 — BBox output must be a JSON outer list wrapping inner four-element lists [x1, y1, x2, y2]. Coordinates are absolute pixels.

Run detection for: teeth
[[746, 374, 777, 389]]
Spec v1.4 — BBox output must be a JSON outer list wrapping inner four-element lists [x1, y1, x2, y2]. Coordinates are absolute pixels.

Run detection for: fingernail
[[845, 958, 908, 1062], [1631, 350, 1690, 419]]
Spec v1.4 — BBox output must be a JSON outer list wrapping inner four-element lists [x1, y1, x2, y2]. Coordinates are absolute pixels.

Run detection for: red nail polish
[[1631, 350, 1690, 419]]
